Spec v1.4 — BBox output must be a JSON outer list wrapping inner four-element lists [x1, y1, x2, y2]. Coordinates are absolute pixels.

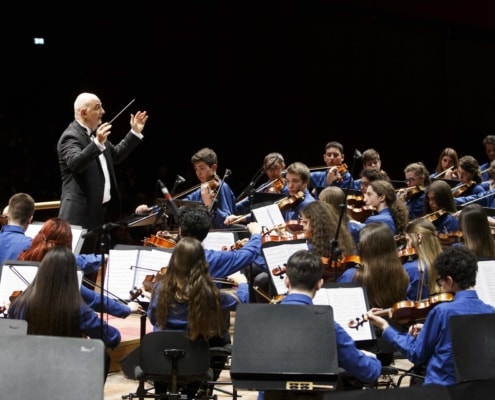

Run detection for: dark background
[[2, 0, 495, 217]]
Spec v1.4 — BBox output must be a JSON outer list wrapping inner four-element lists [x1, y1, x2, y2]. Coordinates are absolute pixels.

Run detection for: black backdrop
[[2, 1, 495, 214]]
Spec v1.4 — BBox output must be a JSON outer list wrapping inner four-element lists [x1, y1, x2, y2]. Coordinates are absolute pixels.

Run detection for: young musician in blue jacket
[[183, 147, 236, 229], [258, 249, 382, 400], [310, 141, 355, 194], [367, 246, 495, 386]]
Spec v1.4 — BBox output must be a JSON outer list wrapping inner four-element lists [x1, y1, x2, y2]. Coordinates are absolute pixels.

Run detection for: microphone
[[171, 175, 186, 195], [157, 179, 180, 220], [354, 149, 363, 160]]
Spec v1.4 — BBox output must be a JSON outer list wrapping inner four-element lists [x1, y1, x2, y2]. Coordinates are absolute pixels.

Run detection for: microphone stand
[[331, 149, 362, 281], [236, 165, 265, 203], [235, 158, 277, 203], [209, 169, 232, 222], [83, 222, 119, 338]]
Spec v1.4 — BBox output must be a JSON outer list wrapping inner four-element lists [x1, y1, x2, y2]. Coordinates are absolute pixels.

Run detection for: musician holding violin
[[224, 152, 288, 225], [401, 218, 443, 301], [257, 249, 381, 400], [309, 141, 355, 194], [300, 200, 358, 282], [456, 204, 495, 260], [366, 246, 495, 386], [181, 147, 237, 229], [451, 155, 484, 199], [423, 180, 459, 233], [398, 162, 430, 220]]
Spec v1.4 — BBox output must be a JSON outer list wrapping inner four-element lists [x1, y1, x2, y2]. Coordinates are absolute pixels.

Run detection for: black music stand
[[231, 304, 339, 396], [250, 192, 285, 209], [431, 178, 460, 188]]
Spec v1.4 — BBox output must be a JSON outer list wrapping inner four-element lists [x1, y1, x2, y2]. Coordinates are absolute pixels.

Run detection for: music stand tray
[[126, 211, 162, 228]]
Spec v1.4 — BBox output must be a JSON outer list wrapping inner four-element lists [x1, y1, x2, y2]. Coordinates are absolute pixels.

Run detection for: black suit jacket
[[57, 120, 142, 230]]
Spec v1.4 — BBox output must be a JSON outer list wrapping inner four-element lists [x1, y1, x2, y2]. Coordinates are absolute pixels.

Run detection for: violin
[[272, 255, 361, 276], [221, 238, 249, 251], [422, 208, 446, 222], [397, 185, 425, 201], [262, 231, 307, 245], [285, 219, 304, 234], [452, 181, 475, 197], [253, 285, 286, 304], [275, 191, 305, 211], [437, 231, 463, 246], [172, 176, 219, 199], [398, 247, 417, 261], [268, 177, 286, 194], [143, 234, 177, 249], [348, 292, 455, 329], [9, 290, 23, 303], [308, 164, 348, 174], [140, 267, 168, 293]]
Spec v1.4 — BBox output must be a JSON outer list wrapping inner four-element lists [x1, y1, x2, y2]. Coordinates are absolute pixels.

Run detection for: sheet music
[[0, 265, 39, 307], [476, 260, 495, 306], [105, 248, 173, 301], [25, 222, 85, 253], [251, 203, 285, 229], [313, 286, 374, 342], [202, 231, 236, 250], [262, 241, 309, 295]]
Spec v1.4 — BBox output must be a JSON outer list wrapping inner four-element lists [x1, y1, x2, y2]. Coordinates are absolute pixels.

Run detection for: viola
[[275, 191, 305, 211], [452, 180, 475, 197], [143, 234, 177, 249], [348, 292, 455, 329]]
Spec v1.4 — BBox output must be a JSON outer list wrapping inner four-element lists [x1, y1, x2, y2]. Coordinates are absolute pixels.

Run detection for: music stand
[[389, 180, 408, 190], [431, 178, 460, 188], [126, 211, 163, 228], [231, 304, 339, 393], [250, 192, 285, 209], [0, 335, 104, 399], [25, 222, 86, 253]]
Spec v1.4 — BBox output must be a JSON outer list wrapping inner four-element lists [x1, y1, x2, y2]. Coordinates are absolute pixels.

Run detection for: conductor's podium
[[106, 313, 152, 373]]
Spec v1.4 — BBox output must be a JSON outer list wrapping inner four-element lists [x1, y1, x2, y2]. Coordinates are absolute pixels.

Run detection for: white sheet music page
[[106, 249, 139, 301], [476, 260, 495, 306], [0, 265, 38, 308], [202, 231, 235, 250], [251, 203, 285, 230], [313, 286, 374, 342], [262, 241, 309, 295], [106, 248, 172, 302]]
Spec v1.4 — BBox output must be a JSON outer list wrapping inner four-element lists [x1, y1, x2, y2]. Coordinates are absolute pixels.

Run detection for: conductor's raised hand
[[95, 122, 112, 145], [130, 111, 149, 134]]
